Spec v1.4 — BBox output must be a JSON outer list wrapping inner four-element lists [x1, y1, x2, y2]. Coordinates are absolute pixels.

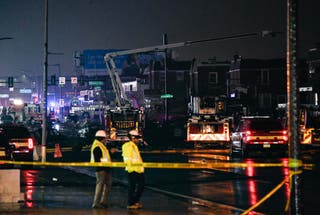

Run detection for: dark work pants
[[93, 170, 112, 207], [127, 171, 145, 206]]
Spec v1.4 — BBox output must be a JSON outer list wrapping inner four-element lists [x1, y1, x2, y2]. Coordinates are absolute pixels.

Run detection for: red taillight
[[244, 130, 252, 142], [28, 138, 34, 149]]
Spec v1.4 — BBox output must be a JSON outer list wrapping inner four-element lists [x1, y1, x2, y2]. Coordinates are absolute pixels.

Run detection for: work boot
[[127, 204, 139, 209]]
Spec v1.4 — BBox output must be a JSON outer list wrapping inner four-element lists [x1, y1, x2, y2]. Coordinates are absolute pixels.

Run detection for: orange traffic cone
[[54, 143, 62, 158]]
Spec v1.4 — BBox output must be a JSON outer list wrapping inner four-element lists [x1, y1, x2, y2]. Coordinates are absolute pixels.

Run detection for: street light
[[0, 37, 13, 41], [48, 52, 64, 55]]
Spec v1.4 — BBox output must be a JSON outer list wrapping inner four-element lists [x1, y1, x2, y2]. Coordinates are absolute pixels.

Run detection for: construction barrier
[[0, 169, 23, 203]]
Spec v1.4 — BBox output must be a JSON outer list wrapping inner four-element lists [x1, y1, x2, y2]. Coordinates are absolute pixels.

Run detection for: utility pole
[[163, 33, 168, 122], [41, 0, 48, 162], [287, 0, 302, 214]]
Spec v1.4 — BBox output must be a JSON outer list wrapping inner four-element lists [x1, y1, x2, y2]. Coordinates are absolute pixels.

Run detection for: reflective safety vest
[[90, 139, 111, 163], [122, 141, 144, 173]]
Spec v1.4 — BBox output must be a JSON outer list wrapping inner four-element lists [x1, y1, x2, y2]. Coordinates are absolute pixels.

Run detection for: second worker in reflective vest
[[122, 130, 145, 209]]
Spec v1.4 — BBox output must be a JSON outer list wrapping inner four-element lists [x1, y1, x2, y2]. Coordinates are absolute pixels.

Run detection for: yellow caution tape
[[241, 177, 287, 215], [241, 168, 303, 215], [0, 160, 314, 169], [288, 158, 303, 168], [0, 157, 313, 215]]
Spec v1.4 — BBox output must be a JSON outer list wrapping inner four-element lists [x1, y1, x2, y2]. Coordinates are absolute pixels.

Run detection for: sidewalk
[[0, 167, 233, 215], [1, 185, 213, 215]]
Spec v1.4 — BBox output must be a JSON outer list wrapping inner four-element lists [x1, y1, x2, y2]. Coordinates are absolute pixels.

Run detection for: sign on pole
[[160, 94, 173, 99], [59, 77, 66, 85], [71, 77, 77, 84]]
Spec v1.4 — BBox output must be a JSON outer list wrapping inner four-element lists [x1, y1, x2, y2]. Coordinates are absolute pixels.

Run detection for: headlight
[[78, 128, 88, 137], [54, 124, 60, 131]]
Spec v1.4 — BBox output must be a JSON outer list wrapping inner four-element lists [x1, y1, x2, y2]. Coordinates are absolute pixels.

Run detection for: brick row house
[[144, 55, 312, 120], [228, 56, 289, 116]]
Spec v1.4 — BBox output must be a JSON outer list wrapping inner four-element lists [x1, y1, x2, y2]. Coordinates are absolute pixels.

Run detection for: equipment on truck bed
[[186, 96, 232, 148], [299, 105, 320, 146]]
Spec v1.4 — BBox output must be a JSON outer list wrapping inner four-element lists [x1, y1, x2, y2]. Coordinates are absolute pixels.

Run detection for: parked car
[[0, 124, 35, 161], [0, 115, 14, 124], [230, 116, 288, 157]]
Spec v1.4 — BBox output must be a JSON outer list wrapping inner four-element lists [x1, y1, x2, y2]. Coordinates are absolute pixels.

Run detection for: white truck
[[186, 96, 232, 148]]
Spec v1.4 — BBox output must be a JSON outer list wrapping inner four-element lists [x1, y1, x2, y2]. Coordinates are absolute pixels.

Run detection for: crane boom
[[104, 31, 275, 60], [103, 30, 276, 108]]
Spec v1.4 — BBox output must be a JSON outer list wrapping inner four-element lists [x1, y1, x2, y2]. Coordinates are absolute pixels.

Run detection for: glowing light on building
[[13, 98, 24, 106]]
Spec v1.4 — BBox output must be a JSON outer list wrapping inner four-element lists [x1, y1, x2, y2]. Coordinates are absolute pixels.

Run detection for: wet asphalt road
[[1, 144, 320, 214]]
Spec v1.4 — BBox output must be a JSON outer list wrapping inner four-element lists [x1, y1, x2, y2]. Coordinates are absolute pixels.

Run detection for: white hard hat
[[129, 130, 140, 137], [95, 130, 107, 138]]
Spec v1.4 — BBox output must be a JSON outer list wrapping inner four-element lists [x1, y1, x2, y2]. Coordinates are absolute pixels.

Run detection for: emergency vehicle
[[299, 105, 320, 146], [186, 96, 232, 148], [104, 52, 144, 146], [230, 116, 288, 157]]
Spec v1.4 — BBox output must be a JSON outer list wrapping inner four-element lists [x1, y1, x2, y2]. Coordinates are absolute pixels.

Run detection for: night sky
[[0, 0, 319, 77]]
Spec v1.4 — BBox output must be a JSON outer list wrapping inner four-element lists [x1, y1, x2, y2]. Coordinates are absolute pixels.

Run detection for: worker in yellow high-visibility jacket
[[90, 130, 114, 209], [122, 130, 144, 209]]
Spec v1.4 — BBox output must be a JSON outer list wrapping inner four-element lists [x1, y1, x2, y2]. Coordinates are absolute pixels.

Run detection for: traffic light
[[8, 77, 14, 88], [50, 75, 56, 85]]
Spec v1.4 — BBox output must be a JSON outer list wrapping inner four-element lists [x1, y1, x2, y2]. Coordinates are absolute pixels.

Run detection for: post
[[41, 0, 48, 162], [163, 33, 168, 122], [287, 0, 302, 214], [58, 64, 63, 119]]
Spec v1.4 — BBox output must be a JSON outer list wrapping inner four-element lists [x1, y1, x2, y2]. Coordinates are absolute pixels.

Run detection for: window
[[208, 72, 218, 84], [158, 71, 165, 88], [260, 69, 270, 85], [159, 71, 165, 82], [176, 71, 184, 81], [277, 95, 286, 104], [258, 93, 272, 108], [229, 70, 240, 85], [249, 119, 283, 130]]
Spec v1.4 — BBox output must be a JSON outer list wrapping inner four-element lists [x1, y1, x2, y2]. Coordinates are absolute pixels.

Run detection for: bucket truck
[[103, 31, 274, 147]]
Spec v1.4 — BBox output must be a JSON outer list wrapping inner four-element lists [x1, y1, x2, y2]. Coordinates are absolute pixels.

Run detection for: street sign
[[59, 77, 66, 85], [299, 87, 312, 92], [160, 93, 173, 99], [71, 77, 77, 84], [88, 81, 104, 86]]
